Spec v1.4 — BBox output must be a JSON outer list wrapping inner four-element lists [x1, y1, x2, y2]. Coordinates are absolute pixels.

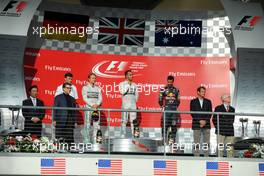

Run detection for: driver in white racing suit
[[82, 73, 102, 143], [119, 70, 139, 138]]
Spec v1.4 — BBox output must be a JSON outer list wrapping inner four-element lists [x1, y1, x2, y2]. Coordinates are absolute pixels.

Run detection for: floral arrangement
[[241, 143, 264, 158], [0, 134, 56, 153]]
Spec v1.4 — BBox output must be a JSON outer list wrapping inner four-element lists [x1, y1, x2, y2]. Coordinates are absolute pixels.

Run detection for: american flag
[[40, 158, 66, 175], [155, 20, 202, 47], [153, 160, 177, 176], [98, 17, 145, 46], [259, 163, 264, 176], [98, 159, 122, 175], [206, 161, 229, 176]]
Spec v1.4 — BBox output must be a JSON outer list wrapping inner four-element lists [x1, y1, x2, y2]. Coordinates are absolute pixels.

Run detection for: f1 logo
[[3, 1, 18, 12], [2, 0, 27, 13], [105, 61, 128, 73], [237, 16, 261, 27], [235, 15, 261, 31], [0, 0, 27, 17]]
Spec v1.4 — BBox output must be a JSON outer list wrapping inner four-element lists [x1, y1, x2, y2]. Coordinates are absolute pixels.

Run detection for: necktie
[[226, 105, 229, 112], [32, 98, 36, 106]]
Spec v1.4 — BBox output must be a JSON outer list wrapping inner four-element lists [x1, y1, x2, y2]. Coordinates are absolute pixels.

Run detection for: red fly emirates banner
[[24, 48, 230, 128]]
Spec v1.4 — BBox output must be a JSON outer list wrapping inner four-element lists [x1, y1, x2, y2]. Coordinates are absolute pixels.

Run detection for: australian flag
[[98, 17, 145, 46], [155, 20, 202, 47]]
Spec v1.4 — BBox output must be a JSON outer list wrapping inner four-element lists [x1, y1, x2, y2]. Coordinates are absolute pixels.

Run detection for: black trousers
[[161, 107, 178, 140], [55, 116, 75, 144], [24, 121, 42, 138]]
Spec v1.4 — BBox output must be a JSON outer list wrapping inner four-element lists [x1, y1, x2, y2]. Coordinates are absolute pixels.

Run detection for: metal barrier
[[0, 105, 264, 158]]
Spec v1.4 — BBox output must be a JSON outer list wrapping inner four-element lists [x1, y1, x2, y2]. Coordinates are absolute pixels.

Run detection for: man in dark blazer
[[213, 94, 235, 157], [190, 86, 212, 157], [53, 82, 77, 144], [22, 85, 45, 137]]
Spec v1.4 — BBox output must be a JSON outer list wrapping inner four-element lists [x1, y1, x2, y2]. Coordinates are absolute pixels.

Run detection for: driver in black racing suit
[[159, 75, 180, 145]]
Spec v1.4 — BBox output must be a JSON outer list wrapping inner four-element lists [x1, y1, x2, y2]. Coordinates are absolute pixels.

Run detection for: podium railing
[[0, 105, 264, 158]]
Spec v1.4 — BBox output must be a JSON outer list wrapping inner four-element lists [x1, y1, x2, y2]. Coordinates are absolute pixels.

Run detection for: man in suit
[[213, 94, 235, 157], [190, 86, 212, 157], [22, 85, 45, 137], [55, 72, 78, 99], [53, 82, 77, 144]]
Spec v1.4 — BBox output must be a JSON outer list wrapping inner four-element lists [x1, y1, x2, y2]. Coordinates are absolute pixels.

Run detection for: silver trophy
[[8, 107, 20, 131], [239, 118, 248, 138], [253, 120, 261, 138]]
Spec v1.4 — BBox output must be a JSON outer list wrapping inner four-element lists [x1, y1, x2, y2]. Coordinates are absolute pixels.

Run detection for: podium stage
[[0, 152, 262, 176]]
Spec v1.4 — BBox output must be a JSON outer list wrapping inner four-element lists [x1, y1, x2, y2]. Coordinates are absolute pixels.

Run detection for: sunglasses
[[65, 87, 72, 89]]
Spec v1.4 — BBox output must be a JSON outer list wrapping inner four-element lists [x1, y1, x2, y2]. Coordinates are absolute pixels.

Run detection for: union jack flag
[[98, 17, 145, 46]]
